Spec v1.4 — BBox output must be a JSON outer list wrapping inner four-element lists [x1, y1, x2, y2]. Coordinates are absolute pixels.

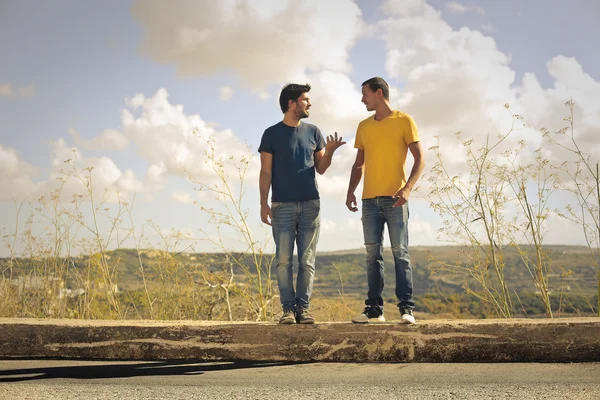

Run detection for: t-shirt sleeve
[[354, 124, 364, 150], [258, 129, 273, 154], [315, 127, 326, 152], [404, 115, 420, 145]]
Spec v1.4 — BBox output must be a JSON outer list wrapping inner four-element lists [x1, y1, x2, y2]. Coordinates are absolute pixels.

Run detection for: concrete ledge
[[1, 318, 599, 363]]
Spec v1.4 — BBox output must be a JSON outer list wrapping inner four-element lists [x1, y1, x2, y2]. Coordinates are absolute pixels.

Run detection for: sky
[[1, 0, 600, 256]]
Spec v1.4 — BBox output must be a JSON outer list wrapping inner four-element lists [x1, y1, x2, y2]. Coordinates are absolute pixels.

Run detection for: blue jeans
[[271, 199, 320, 312], [362, 197, 414, 311]]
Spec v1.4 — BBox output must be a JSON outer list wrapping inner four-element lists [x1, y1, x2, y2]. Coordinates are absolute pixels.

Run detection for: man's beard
[[297, 109, 309, 119]]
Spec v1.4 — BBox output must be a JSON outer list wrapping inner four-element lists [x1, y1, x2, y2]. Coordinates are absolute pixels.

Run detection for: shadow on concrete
[[0, 360, 305, 382]]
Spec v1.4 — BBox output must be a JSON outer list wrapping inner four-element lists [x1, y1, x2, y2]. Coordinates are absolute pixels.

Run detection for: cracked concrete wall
[[1, 318, 599, 362]]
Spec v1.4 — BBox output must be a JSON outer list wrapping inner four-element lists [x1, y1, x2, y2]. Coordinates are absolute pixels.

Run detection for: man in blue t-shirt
[[259, 83, 345, 324]]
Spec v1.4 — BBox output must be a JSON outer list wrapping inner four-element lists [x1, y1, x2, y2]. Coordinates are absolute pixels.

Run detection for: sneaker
[[296, 307, 315, 324], [279, 309, 296, 324], [352, 306, 385, 323], [400, 308, 416, 324]]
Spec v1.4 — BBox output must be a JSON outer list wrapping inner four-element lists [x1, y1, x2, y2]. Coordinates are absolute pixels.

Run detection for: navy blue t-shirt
[[258, 121, 326, 202]]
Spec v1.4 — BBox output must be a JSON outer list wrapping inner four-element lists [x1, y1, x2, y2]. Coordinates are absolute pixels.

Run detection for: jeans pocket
[[309, 199, 320, 209], [271, 201, 283, 210]]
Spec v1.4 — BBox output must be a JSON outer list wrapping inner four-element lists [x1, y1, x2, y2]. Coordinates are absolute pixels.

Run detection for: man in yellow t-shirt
[[346, 77, 425, 325]]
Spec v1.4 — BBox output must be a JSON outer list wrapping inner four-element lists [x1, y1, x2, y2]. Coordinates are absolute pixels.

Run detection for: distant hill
[[2, 245, 597, 318]]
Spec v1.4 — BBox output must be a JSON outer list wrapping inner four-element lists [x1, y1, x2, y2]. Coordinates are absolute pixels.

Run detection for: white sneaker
[[352, 307, 386, 323], [400, 308, 416, 324]]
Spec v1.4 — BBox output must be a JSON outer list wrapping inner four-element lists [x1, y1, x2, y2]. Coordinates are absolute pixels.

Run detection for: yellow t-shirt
[[355, 110, 420, 199]]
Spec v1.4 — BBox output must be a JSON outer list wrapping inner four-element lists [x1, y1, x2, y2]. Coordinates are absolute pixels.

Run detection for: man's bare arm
[[345, 149, 364, 212], [404, 141, 425, 191], [314, 148, 330, 175], [393, 141, 425, 207], [315, 132, 346, 175], [259, 152, 273, 225]]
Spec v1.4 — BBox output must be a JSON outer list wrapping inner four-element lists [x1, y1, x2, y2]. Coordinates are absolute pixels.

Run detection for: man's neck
[[282, 113, 302, 127], [374, 102, 393, 121]]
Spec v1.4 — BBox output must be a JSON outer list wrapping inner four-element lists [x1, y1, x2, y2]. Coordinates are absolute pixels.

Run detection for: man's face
[[361, 85, 378, 111], [292, 92, 311, 118]]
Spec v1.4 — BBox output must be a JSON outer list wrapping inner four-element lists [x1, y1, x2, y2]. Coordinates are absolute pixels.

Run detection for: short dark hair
[[361, 77, 389, 100], [279, 83, 311, 113]]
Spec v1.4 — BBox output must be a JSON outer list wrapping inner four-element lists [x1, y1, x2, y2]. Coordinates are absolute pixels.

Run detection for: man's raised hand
[[325, 132, 346, 153]]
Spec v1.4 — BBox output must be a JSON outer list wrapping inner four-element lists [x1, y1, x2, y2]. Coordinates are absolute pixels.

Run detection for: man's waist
[[272, 196, 320, 203], [362, 195, 394, 199]]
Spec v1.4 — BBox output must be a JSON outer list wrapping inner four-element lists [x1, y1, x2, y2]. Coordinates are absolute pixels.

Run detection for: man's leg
[[383, 198, 415, 323], [364, 198, 386, 310], [295, 199, 320, 323], [352, 198, 386, 323], [271, 202, 298, 322]]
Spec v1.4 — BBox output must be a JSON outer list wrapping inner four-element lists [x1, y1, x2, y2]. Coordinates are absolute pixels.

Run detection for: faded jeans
[[271, 199, 320, 312], [362, 196, 414, 311]]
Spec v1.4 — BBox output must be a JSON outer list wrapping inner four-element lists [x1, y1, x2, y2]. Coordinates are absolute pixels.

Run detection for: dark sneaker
[[279, 309, 296, 324], [296, 307, 315, 324], [352, 306, 385, 323], [400, 308, 416, 324]]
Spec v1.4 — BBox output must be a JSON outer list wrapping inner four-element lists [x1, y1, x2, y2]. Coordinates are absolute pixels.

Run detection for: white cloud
[[408, 213, 436, 244], [172, 190, 196, 205], [131, 1, 370, 206], [317, 216, 363, 251], [48, 139, 144, 203], [120, 88, 258, 189], [382, 0, 427, 17], [68, 128, 129, 151], [320, 218, 337, 232], [445, 1, 468, 13], [306, 70, 369, 136], [376, 1, 533, 176], [219, 86, 234, 101], [517, 55, 600, 156], [0, 139, 144, 204], [117, 169, 144, 193], [376, 2, 519, 183], [316, 137, 361, 201], [542, 209, 594, 246], [132, 0, 363, 91], [445, 1, 484, 14], [0, 145, 41, 200], [171, 189, 206, 205]]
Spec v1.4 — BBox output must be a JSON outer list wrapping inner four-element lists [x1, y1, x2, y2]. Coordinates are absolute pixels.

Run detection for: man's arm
[[259, 152, 273, 225], [345, 149, 364, 212], [315, 132, 346, 175], [393, 141, 425, 207]]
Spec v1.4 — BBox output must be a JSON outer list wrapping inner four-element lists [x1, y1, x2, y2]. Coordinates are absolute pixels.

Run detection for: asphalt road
[[1, 360, 599, 399]]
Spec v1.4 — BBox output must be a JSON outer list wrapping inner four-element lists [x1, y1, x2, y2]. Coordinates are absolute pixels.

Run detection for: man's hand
[[393, 187, 411, 207], [346, 192, 358, 212], [261, 204, 272, 225], [325, 132, 346, 153]]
